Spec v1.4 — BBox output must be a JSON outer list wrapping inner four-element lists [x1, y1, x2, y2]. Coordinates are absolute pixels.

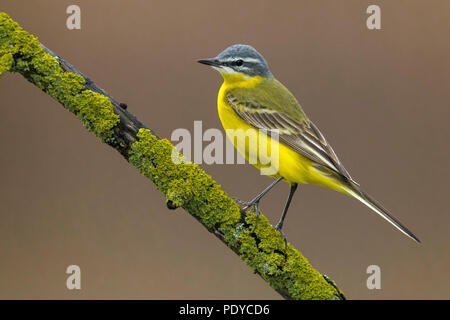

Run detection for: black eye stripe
[[226, 59, 246, 67]]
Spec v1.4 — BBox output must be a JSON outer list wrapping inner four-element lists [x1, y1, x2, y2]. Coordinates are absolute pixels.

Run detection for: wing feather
[[226, 92, 353, 181]]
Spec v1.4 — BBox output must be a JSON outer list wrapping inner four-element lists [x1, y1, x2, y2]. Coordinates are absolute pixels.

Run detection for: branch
[[0, 12, 345, 300]]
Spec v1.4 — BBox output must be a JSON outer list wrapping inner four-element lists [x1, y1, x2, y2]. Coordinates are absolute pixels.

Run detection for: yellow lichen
[[128, 128, 342, 299], [0, 12, 119, 142]]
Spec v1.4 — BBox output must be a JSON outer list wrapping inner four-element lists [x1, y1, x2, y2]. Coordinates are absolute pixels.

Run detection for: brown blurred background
[[0, 0, 449, 299]]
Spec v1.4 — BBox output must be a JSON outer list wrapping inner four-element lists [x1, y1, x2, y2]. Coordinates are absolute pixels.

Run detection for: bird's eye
[[235, 59, 243, 66]]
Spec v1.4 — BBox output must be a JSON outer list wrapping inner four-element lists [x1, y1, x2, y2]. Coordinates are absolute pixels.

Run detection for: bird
[[198, 44, 420, 245]]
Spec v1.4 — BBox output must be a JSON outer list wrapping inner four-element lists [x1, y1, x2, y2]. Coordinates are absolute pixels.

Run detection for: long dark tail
[[344, 181, 421, 243]]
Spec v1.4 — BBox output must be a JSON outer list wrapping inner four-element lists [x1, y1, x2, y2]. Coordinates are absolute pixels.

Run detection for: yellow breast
[[216, 74, 348, 193], [216, 76, 310, 183]]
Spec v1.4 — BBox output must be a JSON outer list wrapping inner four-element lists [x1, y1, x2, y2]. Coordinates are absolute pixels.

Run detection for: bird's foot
[[233, 197, 262, 231], [232, 197, 249, 206]]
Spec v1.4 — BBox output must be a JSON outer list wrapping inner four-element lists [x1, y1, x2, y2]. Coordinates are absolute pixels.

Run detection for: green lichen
[[129, 128, 342, 300], [128, 129, 241, 231], [0, 12, 119, 142], [0, 52, 13, 75], [1, 11, 344, 300]]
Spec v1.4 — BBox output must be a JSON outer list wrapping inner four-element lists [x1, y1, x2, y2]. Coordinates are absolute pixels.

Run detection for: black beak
[[197, 58, 220, 67]]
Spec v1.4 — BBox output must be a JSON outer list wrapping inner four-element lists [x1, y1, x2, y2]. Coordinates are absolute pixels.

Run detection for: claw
[[233, 198, 262, 232], [231, 177, 284, 233], [244, 201, 261, 231], [232, 197, 248, 206]]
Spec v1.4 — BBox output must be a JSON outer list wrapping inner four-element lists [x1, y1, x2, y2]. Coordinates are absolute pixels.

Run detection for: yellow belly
[[218, 99, 304, 181], [217, 91, 347, 194]]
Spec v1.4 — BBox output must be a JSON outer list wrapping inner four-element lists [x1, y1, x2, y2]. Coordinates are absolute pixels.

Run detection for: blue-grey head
[[198, 44, 272, 78]]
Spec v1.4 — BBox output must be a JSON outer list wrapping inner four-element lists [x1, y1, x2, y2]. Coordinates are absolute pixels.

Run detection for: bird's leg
[[274, 183, 298, 251], [236, 177, 283, 230]]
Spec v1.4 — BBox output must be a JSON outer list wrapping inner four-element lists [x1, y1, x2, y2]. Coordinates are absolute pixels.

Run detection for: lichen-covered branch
[[0, 12, 345, 300]]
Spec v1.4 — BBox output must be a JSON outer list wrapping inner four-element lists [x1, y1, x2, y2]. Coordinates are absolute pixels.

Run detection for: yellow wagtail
[[198, 44, 420, 244]]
